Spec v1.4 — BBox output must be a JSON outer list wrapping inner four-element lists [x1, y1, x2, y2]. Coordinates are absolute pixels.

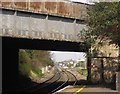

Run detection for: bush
[[19, 50, 31, 76], [19, 62, 31, 76], [32, 68, 42, 77]]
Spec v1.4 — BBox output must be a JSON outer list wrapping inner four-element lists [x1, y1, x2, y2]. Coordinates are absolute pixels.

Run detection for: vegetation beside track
[[19, 49, 54, 78]]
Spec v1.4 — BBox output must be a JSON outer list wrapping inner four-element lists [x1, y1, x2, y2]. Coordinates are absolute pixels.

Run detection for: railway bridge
[[0, 0, 89, 93]]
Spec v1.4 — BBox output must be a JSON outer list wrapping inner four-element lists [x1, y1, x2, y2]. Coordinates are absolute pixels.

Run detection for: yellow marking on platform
[[73, 86, 86, 94]]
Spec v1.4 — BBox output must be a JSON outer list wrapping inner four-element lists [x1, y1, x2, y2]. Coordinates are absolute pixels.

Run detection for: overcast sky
[[50, 51, 86, 62], [70, 0, 88, 3], [70, 0, 94, 4]]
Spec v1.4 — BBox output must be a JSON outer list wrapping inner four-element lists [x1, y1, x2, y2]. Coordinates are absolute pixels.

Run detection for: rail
[[50, 69, 78, 94], [17, 68, 78, 93]]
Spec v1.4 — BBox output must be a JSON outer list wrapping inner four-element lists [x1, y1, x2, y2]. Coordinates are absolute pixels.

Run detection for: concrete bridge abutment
[[116, 72, 120, 93], [2, 37, 19, 92]]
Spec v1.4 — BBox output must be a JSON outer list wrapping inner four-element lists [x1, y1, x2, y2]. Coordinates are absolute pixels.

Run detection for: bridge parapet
[[0, 0, 87, 20], [0, 0, 87, 42]]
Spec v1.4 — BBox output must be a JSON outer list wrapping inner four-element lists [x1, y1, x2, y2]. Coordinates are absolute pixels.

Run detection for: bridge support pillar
[[0, 37, 2, 94], [116, 72, 120, 93], [87, 56, 91, 82], [2, 37, 19, 93]]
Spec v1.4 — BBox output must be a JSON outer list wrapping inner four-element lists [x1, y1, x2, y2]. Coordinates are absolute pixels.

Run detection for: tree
[[82, 2, 119, 82], [31, 50, 54, 66], [19, 49, 54, 77], [87, 2, 119, 46]]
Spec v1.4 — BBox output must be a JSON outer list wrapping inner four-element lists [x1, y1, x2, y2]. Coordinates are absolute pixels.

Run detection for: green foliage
[[19, 50, 30, 64], [87, 2, 119, 46], [32, 68, 42, 77], [19, 62, 31, 76], [19, 49, 54, 77], [19, 50, 31, 76], [29, 50, 54, 66], [25, 50, 34, 59]]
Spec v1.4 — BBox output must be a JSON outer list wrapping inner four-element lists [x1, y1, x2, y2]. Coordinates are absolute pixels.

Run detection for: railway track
[[49, 69, 77, 94], [48, 69, 69, 94], [65, 70, 78, 85], [19, 68, 77, 94]]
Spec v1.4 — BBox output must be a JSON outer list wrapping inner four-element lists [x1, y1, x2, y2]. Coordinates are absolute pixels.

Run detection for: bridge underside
[[2, 37, 87, 92], [2, 37, 87, 51]]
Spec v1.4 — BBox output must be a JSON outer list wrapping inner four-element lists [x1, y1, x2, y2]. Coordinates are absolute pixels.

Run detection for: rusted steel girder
[[0, 0, 87, 20]]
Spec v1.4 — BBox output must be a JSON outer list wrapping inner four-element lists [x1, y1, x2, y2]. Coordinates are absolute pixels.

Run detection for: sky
[[70, 0, 89, 3], [70, 0, 120, 3], [50, 51, 86, 62], [70, 0, 95, 4]]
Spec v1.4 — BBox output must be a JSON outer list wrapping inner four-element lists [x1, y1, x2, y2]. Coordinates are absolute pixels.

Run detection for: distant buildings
[[58, 58, 87, 69]]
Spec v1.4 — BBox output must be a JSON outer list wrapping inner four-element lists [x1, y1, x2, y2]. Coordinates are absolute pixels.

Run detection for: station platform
[[55, 85, 119, 94]]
